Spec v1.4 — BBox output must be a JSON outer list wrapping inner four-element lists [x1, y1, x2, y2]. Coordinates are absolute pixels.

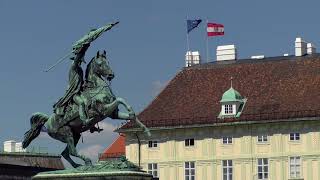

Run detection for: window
[[224, 104, 233, 114], [289, 157, 301, 178], [222, 160, 233, 180], [148, 141, 158, 148], [185, 138, 195, 147], [148, 163, 158, 178], [222, 137, 233, 144], [186, 60, 191, 67], [290, 133, 300, 141], [257, 135, 268, 143], [185, 161, 195, 180], [258, 158, 268, 180]]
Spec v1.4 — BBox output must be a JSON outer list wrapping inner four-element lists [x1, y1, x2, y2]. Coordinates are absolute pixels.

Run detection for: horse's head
[[86, 50, 114, 81]]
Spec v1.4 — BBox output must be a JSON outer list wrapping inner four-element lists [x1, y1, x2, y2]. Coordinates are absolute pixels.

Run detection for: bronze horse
[[23, 51, 150, 167]]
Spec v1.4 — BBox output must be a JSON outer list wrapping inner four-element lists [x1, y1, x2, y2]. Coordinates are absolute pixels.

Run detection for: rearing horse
[[23, 50, 150, 168]]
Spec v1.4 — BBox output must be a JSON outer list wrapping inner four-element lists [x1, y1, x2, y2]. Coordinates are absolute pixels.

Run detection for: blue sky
[[0, 0, 319, 163]]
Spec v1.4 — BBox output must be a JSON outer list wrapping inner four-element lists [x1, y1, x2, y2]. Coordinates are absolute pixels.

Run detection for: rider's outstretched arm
[[74, 43, 90, 64]]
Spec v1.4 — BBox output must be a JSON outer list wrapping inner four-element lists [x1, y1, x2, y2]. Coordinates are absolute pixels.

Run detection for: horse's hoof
[[145, 129, 151, 137], [129, 113, 136, 120]]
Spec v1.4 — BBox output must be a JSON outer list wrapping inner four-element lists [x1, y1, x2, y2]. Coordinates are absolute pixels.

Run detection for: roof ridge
[[188, 54, 320, 69]]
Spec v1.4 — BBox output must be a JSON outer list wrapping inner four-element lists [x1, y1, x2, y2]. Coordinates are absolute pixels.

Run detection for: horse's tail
[[22, 112, 49, 149]]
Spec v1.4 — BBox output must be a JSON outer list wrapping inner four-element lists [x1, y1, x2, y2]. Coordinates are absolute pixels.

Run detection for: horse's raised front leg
[[114, 97, 135, 117], [113, 97, 151, 137], [99, 98, 122, 117], [103, 97, 135, 120]]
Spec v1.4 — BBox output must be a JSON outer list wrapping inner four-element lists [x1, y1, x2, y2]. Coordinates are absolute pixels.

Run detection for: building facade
[[125, 120, 319, 180], [118, 40, 320, 180]]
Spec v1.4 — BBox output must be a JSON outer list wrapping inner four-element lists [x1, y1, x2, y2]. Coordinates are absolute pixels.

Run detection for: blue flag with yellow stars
[[187, 19, 202, 33]]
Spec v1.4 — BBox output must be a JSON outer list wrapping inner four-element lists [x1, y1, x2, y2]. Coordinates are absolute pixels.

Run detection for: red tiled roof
[[99, 135, 125, 160], [120, 54, 320, 130]]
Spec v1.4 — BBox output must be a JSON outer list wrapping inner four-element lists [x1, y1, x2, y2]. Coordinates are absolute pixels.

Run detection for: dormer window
[[218, 86, 247, 119]]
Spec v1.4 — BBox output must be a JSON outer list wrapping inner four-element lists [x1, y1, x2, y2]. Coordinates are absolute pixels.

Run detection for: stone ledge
[[32, 157, 153, 180], [33, 170, 153, 180]]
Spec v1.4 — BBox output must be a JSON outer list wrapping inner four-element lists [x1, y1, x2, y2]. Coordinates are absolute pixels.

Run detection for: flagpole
[[186, 15, 193, 66], [206, 19, 209, 63], [187, 32, 192, 66], [187, 31, 190, 52], [186, 15, 190, 52]]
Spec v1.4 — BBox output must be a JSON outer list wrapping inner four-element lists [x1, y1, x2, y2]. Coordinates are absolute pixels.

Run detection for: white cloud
[[81, 121, 118, 144], [79, 144, 104, 162], [78, 121, 120, 162], [151, 80, 168, 97]]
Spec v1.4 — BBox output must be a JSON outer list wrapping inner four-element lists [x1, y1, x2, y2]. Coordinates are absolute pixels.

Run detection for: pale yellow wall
[[125, 120, 320, 180]]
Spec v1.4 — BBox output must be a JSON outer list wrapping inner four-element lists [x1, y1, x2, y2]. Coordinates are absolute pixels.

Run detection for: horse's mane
[[85, 57, 95, 81]]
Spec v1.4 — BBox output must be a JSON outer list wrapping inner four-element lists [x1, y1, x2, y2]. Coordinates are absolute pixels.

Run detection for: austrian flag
[[207, 23, 224, 36]]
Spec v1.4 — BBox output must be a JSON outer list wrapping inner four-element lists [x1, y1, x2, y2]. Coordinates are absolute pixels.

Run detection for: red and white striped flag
[[207, 23, 224, 36]]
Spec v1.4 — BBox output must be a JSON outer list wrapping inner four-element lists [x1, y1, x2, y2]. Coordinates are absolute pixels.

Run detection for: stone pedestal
[[32, 171, 152, 180], [32, 157, 153, 180]]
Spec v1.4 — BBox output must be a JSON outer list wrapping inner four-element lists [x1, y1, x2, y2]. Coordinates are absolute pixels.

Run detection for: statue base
[[32, 171, 152, 180], [32, 157, 153, 180]]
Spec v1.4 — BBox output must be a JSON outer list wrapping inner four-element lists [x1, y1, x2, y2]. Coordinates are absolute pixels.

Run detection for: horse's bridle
[[84, 79, 116, 100]]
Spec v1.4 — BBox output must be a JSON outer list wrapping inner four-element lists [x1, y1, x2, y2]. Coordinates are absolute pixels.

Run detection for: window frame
[[148, 140, 158, 148], [222, 136, 233, 144], [257, 135, 269, 143], [185, 138, 195, 147], [147, 163, 158, 178], [257, 158, 268, 180], [289, 156, 301, 178], [185, 161, 195, 180], [289, 133, 300, 141], [222, 160, 233, 180], [224, 104, 234, 115]]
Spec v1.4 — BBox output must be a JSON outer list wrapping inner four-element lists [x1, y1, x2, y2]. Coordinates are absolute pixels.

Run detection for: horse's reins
[[85, 78, 115, 100]]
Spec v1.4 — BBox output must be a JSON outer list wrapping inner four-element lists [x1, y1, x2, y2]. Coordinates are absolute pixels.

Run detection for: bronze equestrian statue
[[22, 22, 150, 168]]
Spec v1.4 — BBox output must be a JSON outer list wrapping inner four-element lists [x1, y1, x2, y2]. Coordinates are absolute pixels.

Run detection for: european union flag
[[187, 19, 202, 33]]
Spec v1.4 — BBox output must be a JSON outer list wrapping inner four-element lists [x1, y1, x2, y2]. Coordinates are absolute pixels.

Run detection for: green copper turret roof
[[220, 87, 243, 102]]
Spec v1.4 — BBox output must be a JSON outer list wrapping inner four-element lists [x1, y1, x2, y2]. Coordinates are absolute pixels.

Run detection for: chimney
[[4, 140, 16, 152], [3, 140, 26, 153], [216, 45, 237, 61], [251, 55, 265, 59], [295, 37, 307, 56], [307, 43, 316, 55], [185, 51, 201, 67]]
